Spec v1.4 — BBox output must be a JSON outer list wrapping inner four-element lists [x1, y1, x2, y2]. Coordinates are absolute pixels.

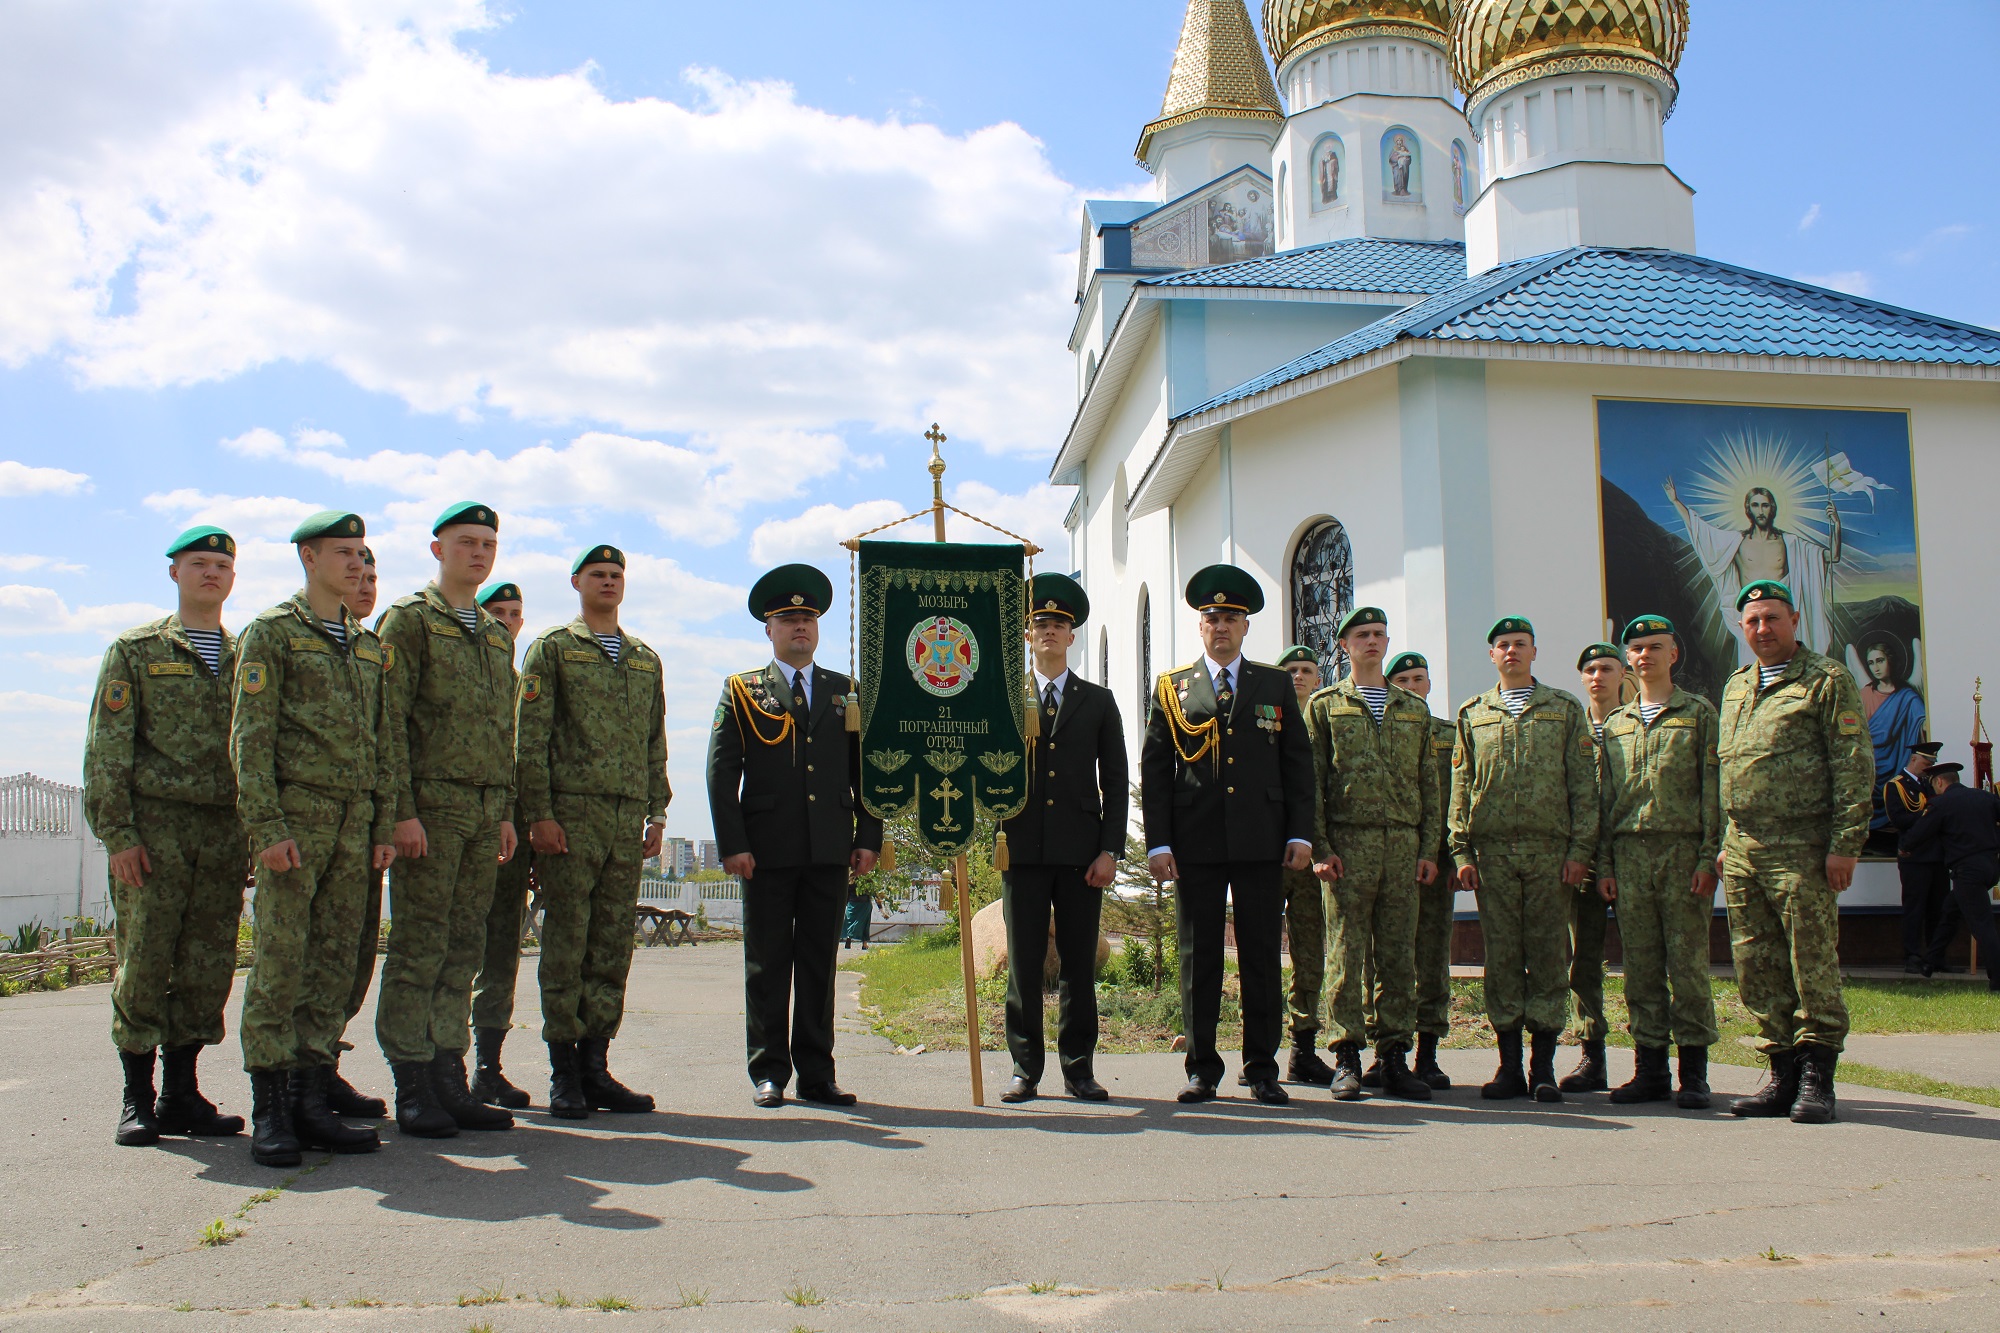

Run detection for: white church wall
[[1169, 298, 1388, 411], [1275, 91, 1475, 248]]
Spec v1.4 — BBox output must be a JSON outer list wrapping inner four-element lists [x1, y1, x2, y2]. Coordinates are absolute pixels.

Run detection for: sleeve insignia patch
[[147, 662, 195, 677], [102, 680, 131, 711], [1579, 734, 1595, 753], [382, 644, 397, 673], [241, 663, 267, 695], [1452, 746, 1466, 768], [1838, 712, 1862, 735], [521, 674, 542, 702], [712, 703, 728, 731]]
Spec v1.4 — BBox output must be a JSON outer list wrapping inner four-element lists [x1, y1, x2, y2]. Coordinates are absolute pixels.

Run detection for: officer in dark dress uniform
[[997, 574, 1127, 1104], [1883, 741, 1958, 973], [1141, 565, 1316, 1106], [706, 564, 882, 1108], [1902, 763, 2000, 990]]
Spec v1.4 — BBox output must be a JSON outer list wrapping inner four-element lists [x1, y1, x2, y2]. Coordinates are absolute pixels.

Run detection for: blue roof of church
[[1185, 247, 2000, 416], [1141, 238, 1469, 295]]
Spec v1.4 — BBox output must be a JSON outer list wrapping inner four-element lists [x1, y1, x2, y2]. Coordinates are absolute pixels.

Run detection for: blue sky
[[3, 0, 1995, 837]]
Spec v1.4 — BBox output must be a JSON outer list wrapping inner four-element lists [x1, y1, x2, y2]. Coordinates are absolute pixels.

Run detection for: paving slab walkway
[[2, 943, 1996, 1331]]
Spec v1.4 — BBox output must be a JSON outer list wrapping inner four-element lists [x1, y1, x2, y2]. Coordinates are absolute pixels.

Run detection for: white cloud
[[0, 690, 87, 714], [749, 499, 912, 567], [0, 461, 91, 497], [1893, 223, 1975, 265], [0, 585, 166, 637], [945, 480, 1071, 564], [0, 554, 86, 574], [1796, 203, 1821, 231], [1798, 270, 1875, 297], [143, 488, 322, 540]]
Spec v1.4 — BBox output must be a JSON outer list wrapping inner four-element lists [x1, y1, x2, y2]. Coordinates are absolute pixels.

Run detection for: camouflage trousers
[[536, 792, 644, 1042], [1325, 824, 1420, 1050], [239, 788, 374, 1072], [375, 781, 507, 1063], [110, 798, 246, 1053], [1612, 834, 1719, 1048], [1569, 877, 1610, 1042], [472, 843, 534, 1030], [1470, 842, 1571, 1035], [1280, 865, 1324, 1043], [1412, 877, 1456, 1039], [1722, 833, 1849, 1054]]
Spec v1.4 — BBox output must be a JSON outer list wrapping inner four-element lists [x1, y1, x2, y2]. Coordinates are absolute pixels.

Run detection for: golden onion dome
[[1452, 0, 1690, 122], [1261, 0, 1454, 71]]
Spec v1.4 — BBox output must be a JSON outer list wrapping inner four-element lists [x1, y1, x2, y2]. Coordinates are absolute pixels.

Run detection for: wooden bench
[[635, 905, 695, 947]]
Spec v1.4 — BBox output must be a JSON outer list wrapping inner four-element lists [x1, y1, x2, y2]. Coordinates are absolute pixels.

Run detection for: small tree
[[1101, 795, 1175, 993]]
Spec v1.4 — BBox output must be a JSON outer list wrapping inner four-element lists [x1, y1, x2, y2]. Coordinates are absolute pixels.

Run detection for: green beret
[[433, 500, 498, 534], [166, 526, 235, 559], [1576, 642, 1622, 670], [748, 563, 832, 620], [1736, 579, 1793, 611], [1336, 606, 1387, 638], [1027, 572, 1089, 626], [291, 510, 365, 543], [1385, 651, 1428, 677], [360, 546, 375, 567], [572, 544, 626, 575], [476, 582, 522, 606], [1621, 614, 1676, 644], [1275, 644, 1319, 668], [1487, 616, 1534, 643], [1183, 563, 1264, 615]]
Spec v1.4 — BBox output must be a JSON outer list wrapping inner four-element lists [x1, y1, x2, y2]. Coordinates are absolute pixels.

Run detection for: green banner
[[857, 540, 1029, 854]]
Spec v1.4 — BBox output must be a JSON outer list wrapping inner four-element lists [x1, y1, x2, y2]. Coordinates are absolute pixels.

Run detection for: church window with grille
[[1136, 585, 1152, 717], [1291, 517, 1354, 678]]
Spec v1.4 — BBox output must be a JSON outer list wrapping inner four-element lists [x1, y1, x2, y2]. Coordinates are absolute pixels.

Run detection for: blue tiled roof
[[1185, 247, 2000, 417], [1141, 238, 1469, 295]]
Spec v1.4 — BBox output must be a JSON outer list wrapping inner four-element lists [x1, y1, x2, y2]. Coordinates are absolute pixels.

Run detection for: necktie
[[792, 669, 808, 714], [1215, 667, 1234, 713], [1042, 682, 1058, 719]]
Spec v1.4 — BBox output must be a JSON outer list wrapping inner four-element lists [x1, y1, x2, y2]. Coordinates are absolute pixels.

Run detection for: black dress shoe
[[1247, 1078, 1290, 1106], [999, 1076, 1037, 1103], [1064, 1076, 1110, 1101], [752, 1081, 785, 1109], [1176, 1078, 1217, 1104], [798, 1081, 858, 1106]]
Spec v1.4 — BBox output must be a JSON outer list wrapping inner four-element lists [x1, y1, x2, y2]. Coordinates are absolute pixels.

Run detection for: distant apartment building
[[697, 839, 721, 872], [658, 836, 697, 879]]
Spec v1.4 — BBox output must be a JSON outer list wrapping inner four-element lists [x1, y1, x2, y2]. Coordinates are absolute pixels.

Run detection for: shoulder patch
[[101, 680, 131, 712], [241, 663, 267, 695], [382, 643, 397, 673], [713, 702, 729, 730], [1839, 711, 1862, 735], [520, 674, 542, 703], [147, 662, 195, 677]]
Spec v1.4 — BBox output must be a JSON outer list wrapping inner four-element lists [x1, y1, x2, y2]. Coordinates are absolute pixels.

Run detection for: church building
[[1052, 0, 2000, 935]]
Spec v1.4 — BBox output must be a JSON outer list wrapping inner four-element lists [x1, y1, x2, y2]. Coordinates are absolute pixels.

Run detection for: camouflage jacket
[[1427, 714, 1455, 867], [375, 583, 518, 821], [1305, 676, 1441, 857], [1600, 687, 1722, 863], [1717, 647, 1874, 857], [83, 614, 239, 853], [229, 591, 397, 850], [514, 618, 670, 824], [1448, 680, 1599, 866]]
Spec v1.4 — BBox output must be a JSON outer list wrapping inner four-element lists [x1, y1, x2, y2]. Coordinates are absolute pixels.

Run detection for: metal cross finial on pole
[[927, 424, 948, 542]]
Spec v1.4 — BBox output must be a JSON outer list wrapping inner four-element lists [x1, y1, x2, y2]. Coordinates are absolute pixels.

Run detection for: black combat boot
[[327, 1052, 387, 1119], [1557, 1038, 1607, 1093], [471, 1027, 531, 1109], [546, 1040, 590, 1120], [1377, 1045, 1434, 1101], [1327, 1042, 1364, 1101], [1414, 1032, 1451, 1090], [1358, 1050, 1384, 1089], [116, 1049, 161, 1147], [1482, 1030, 1527, 1100], [1788, 1046, 1838, 1124], [1610, 1044, 1674, 1104], [1730, 1048, 1800, 1117], [1528, 1030, 1563, 1102], [1674, 1045, 1711, 1109], [1287, 1038, 1334, 1086], [156, 1045, 244, 1136], [289, 1066, 380, 1153], [249, 1069, 302, 1168], [430, 1050, 514, 1130], [390, 1061, 459, 1138], [577, 1036, 656, 1113]]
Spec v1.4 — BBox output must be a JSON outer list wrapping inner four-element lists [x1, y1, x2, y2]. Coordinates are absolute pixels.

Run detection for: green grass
[[588, 1294, 634, 1311], [784, 1284, 824, 1307], [676, 1284, 709, 1308], [1835, 1062, 2000, 1110], [196, 1220, 241, 1248]]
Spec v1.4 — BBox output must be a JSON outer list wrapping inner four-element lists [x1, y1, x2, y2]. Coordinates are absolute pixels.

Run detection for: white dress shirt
[[1034, 667, 1070, 708], [773, 660, 812, 707]]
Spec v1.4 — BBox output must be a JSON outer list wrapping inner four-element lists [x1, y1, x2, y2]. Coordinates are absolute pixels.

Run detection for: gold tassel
[[1022, 685, 1040, 740], [992, 830, 1009, 872], [878, 839, 896, 872], [844, 691, 860, 732]]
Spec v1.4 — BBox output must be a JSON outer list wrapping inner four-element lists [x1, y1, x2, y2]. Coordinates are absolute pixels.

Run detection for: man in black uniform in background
[[997, 574, 1127, 1105], [1884, 741, 1959, 974], [707, 564, 881, 1108], [1902, 762, 2000, 990], [1142, 564, 1316, 1106]]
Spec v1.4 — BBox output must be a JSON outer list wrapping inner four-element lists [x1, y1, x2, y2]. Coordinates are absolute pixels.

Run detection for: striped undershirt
[[1640, 701, 1667, 725], [1355, 684, 1388, 721], [1500, 686, 1535, 717], [1758, 661, 1790, 690], [321, 618, 347, 647], [183, 628, 224, 675], [594, 632, 623, 663], [454, 606, 478, 632], [1592, 720, 1605, 744]]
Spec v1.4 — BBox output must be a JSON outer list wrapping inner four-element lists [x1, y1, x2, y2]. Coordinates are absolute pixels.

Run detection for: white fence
[[0, 774, 111, 939]]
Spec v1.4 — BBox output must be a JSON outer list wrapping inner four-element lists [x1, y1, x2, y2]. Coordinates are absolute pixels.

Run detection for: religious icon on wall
[[1311, 133, 1344, 210], [1451, 139, 1473, 215], [1205, 180, 1272, 264], [1383, 129, 1420, 202]]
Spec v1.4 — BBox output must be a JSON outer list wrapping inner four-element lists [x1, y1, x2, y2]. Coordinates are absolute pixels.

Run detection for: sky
[[3, 0, 1995, 838]]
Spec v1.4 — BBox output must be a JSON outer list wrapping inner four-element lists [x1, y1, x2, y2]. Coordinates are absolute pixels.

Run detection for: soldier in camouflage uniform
[[1273, 645, 1333, 1086], [85, 525, 249, 1148], [1307, 609, 1442, 1102], [232, 510, 398, 1167], [1449, 617, 1598, 1103], [1597, 615, 1722, 1109], [1561, 642, 1625, 1093], [516, 545, 670, 1118], [372, 502, 518, 1137], [1718, 581, 1873, 1125], [1386, 652, 1456, 1089], [469, 581, 535, 1109], [329, 545, 389, 1122]]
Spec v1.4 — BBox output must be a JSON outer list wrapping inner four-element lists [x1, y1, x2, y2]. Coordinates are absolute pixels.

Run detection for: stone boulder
[[967, 899, 1111, 983]]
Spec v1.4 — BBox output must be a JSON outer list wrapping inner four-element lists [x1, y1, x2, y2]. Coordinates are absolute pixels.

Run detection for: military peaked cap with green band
[[433, 500, 499, 533], [360, 545, 375, 567], [291, 510, 365, 542], [1386, 651, 1428, 677], [166, 525, 235, 559], [1576, 642, 1622, 670], [1487, 615, 1534, 642], [573, 544, 626, 574], [1275, 644, 1318, 668], [1911, 740, 1942, 757], [1737, 579, 1794, 611], [476, 582, 522, 606], [1621, 614, 1676, 643], [1184, 563, 1263, 615], [1027, 572, 1089, 625], [1336, 606, 1387, 637], [748, 563, 832, 619]]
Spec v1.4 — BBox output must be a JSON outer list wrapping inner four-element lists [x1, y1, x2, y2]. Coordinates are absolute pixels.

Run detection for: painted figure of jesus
[[1665, 476, 1843, 665]]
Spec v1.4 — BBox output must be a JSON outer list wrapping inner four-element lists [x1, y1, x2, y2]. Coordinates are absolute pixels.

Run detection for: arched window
[[1291, 517, 1354, 678], [1136, 585, 1152, 718], [1276, 161, 1288, 240]]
